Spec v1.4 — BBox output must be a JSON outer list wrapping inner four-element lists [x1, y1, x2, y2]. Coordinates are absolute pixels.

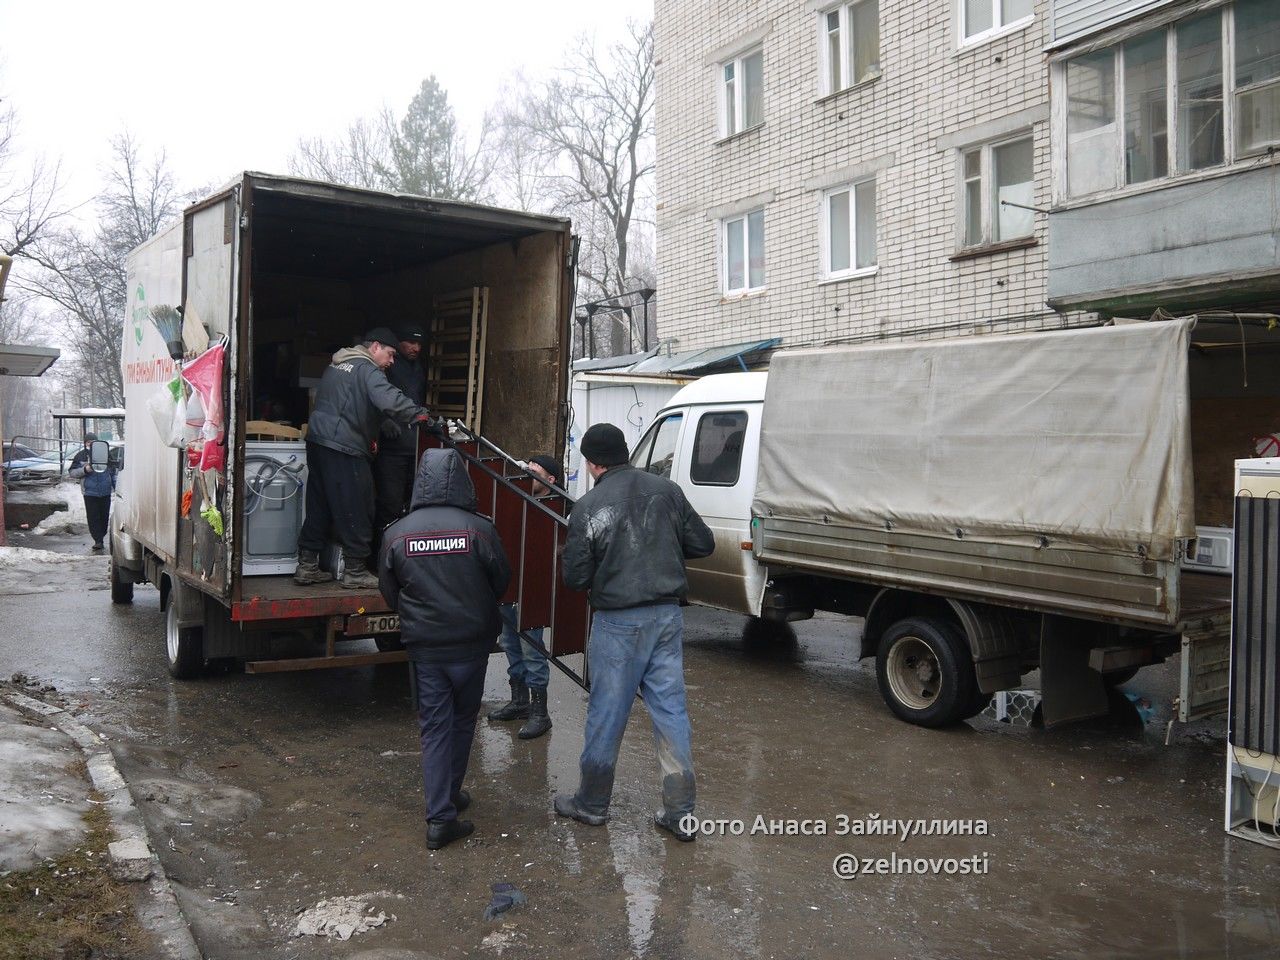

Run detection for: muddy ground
[[2, 531, 1278, 959]]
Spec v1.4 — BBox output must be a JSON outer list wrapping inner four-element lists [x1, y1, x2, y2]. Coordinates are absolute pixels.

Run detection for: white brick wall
[[655, 0, 1069, 351]]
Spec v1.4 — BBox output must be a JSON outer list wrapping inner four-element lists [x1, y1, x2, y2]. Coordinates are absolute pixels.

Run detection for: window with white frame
[[720, 49, 764, 137], [722, 209, 765, 294], [961, 0, 1033, 44], [822, 179, 876, 277], [960, 136, 1034, 246], [820, 0, 880, 95], [1062, 0, 1280, 199]]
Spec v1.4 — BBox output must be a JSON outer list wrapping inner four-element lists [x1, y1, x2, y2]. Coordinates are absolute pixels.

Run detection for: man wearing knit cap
[[488, 454, 564, 740], [296, 327, 432, 591], [554, 422, 714, 842]]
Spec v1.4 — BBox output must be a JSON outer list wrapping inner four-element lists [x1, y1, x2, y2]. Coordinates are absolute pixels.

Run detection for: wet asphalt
[[3, 530, 1280, 959]]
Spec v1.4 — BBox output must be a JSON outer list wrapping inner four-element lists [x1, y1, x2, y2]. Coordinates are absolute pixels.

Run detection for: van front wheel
[[875, 617, 976, 728]]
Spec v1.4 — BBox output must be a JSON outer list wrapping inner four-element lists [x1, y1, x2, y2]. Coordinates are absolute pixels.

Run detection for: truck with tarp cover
[[638, 318, 1239, 728]]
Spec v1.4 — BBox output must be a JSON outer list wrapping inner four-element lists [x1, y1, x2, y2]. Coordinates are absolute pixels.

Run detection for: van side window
[[690, 411, 747, 486]]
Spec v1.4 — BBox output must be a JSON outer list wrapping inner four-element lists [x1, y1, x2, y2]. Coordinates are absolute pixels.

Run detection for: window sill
[[720, 287, 768, 303], [949, 236, 1037, 261], [819, 266, 878, 284], [814, 73, 881, 106], [715, 124, 765, 147], [1053, 157, 1277, 212], [956, 16, 1034, 54]]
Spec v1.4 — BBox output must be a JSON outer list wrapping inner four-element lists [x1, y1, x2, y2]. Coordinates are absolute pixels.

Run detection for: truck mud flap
[[1039, 616, 1110, 729]]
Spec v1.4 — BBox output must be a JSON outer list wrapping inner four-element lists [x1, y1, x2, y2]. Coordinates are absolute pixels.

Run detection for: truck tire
[[1103, 665, 1140, 687], [875, 617, 977, 728], [165, 598, 204, 679], [109, 557, 134, 605]]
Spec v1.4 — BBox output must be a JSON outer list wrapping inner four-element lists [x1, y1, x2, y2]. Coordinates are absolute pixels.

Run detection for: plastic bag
[[147, 377, 187, 448]]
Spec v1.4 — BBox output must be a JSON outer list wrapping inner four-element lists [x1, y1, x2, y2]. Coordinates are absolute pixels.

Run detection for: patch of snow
[[294, 895, 392, 941], [33, 483, 87, 535], [0, 546, 87, 567]]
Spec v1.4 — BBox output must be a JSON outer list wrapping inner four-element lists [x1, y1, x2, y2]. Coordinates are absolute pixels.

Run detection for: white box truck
[[110, 174, 580, 677]]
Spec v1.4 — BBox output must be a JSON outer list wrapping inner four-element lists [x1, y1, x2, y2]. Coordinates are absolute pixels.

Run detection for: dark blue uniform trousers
[[412, 656, 488, 823]]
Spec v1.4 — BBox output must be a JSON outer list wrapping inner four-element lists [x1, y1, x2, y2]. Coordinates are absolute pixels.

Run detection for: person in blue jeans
[[554, 423, 714, 842], [488, 455, 563, 740]]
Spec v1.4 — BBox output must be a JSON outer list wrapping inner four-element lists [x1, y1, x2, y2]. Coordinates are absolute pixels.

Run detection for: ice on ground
[[294, 895, 392, 941]]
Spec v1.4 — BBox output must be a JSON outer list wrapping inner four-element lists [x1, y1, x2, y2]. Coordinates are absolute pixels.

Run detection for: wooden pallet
[[426, 287, 488, 432]]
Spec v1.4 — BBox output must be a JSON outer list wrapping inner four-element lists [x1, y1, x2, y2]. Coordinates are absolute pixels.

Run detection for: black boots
[[426, 818, 474, 850], [518, 687, 551, 740], [293, 549, 333, 585], [488, 681, 530, 721]]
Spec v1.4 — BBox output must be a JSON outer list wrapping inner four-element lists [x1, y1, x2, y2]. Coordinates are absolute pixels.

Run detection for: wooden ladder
[[426, 287, 488, 432]]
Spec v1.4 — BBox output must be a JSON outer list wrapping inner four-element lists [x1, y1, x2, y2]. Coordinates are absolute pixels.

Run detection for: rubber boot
[[293, 549, 333, 585], [518, 687, 551, 739], [488, 681, 529, 721]]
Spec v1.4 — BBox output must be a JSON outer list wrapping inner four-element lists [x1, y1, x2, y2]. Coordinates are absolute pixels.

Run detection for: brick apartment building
[[653, 0, 1279, 355], [654, 0, 1061, 352]]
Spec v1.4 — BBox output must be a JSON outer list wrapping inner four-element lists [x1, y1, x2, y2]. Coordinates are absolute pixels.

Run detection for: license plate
[[346, 613, 400, 636]]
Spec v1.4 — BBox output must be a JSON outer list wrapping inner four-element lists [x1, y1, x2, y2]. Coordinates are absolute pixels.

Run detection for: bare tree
[[289, 77, 491, 201], [0, 94, 68, 260], [289, 116, 393, 190], [499, 20, 655, 327], [21, 132, 181, 408]]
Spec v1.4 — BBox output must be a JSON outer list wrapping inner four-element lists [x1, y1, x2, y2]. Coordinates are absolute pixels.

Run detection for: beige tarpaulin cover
[[753, 319, 1195, 561]]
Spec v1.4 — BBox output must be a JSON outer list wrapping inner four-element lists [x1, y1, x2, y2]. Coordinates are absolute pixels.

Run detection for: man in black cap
[[296, 327, 432, 591], [488, 454, 563, 740], [554, 423, 714, 841], [374, 325, 428, 542], [68, 432, 116, 552]]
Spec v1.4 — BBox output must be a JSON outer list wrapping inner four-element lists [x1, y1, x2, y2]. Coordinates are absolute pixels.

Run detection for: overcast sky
[[1, 0, 653, 206]]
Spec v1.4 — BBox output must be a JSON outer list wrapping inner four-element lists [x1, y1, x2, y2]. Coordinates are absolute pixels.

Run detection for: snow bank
[[0, 546, 86, 567], [32, 483, 87, 536]]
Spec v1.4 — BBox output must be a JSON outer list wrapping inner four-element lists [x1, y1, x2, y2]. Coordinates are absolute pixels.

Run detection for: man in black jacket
[[380, 447, 511, 850], [373, 326, 428, 541], [295, 327, 431, 590], [554, 423, 715, 842]]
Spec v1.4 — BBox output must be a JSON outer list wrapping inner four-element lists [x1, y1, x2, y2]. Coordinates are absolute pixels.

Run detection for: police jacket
[[380, 351, 427, 457], [562, 464, 715, 610], [379, 448, 511, 662], [307, 346, 428, 460]]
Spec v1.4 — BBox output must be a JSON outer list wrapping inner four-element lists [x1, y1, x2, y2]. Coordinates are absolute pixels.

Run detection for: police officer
[[380, 447, 511, 850], [374, 325, 428, 539], [295, 328, 431, 590]]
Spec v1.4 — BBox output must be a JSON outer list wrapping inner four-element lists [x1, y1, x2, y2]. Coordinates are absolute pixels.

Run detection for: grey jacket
[[562, 464, 715, 610], [379, 449, 511, 662], [307, 346, 428, 459]]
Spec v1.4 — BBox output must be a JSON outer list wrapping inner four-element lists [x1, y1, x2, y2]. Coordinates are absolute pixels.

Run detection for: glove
[[380, 420, 402, 441]]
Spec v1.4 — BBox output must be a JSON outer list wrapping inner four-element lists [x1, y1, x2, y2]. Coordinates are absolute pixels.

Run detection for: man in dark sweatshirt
[[379, 447, 511, 850]]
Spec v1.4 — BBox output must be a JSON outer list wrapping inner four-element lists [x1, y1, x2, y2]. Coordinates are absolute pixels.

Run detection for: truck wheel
[[109, 557, 134, 605], [165, 599, 204, 679], [876, 617, 977, 728], [374, 634, 404, 652]]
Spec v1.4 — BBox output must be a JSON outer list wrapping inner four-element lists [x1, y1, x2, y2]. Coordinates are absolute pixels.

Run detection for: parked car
[[2, 442, 63, 483]]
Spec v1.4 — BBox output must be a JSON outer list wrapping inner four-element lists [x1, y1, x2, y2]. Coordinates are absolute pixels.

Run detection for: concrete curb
[[4, 691, 203, 960]]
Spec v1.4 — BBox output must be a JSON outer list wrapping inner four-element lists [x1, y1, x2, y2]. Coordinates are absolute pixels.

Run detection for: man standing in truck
[[554, 423, 714, 841], [373, 326, 428, 542], [380, 447, 511, 850], [488, 454, 563, 740], [295, 327, 431, 590]]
